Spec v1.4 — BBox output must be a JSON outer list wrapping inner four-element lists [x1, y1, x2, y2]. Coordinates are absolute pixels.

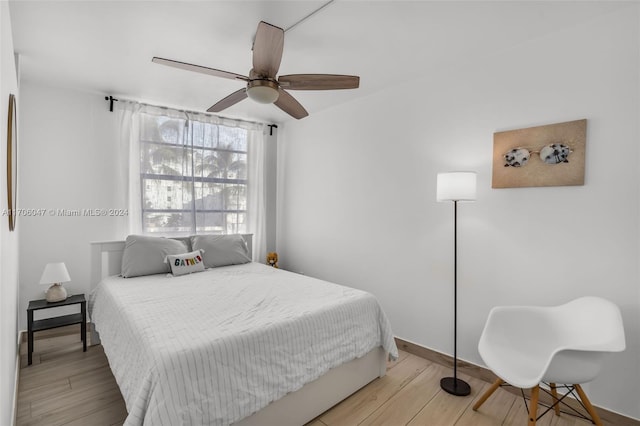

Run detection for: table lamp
[[39, 262, 71, 302]]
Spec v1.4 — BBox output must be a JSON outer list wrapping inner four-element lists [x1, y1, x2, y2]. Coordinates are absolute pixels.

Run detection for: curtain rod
[[104, 94, 273, 129]]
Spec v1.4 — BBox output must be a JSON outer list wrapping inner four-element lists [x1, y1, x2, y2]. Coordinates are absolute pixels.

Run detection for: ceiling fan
[[152, 21, 360, 120]]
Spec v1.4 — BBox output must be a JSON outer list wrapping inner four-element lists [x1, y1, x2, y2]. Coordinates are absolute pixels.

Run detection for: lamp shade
[[437, 172, 477, 202], [39, 262, 71, 285]]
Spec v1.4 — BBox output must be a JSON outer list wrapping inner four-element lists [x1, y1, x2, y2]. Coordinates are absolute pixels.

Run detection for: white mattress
[[89, 262, 398, 426]]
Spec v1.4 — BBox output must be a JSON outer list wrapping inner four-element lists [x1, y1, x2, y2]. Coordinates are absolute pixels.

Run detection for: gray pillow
[[170, 237, 192, 252], [121, 235, 189, 278], [190, 234, 251, 268]]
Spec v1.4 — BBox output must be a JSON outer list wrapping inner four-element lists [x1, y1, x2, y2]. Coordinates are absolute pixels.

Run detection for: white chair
[[472, 297, 625, 426]]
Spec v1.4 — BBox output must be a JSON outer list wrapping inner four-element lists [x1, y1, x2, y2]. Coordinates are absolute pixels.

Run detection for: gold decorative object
[[6, 94, 17, 230]]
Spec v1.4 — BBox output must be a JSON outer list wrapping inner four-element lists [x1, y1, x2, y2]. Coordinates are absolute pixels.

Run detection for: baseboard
[[395, 337, 640, 426], [12, 331, 24, 426]]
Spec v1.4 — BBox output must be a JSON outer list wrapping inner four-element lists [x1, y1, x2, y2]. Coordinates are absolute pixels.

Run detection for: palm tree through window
[[139, 113, 248, 235]]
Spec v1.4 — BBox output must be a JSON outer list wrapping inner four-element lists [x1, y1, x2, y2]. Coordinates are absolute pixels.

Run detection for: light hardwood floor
[[17, 326, 609, 426]]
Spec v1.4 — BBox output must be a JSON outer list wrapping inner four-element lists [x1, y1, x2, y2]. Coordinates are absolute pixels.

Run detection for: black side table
[[27, 293, 86, 365]]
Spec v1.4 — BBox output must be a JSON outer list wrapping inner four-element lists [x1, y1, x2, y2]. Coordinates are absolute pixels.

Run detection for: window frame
[[139, 117, 249, 235]]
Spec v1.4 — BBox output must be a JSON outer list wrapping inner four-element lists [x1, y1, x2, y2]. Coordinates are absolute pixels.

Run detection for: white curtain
[[117, 102, 187, 235], [117, 101, 267, 262], [115, 101, 141, 235], [246, 127, 267, 263]]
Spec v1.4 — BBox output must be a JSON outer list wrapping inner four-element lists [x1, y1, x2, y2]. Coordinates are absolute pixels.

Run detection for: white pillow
[[190, 234, 251, 268], [166, 250, 206, 276]]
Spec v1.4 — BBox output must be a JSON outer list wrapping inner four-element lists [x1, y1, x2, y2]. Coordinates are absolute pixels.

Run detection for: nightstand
[[27, 293, 86, 365]]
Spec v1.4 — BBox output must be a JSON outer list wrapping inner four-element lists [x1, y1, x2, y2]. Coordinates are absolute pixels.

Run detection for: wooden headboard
[[89, 234, 254, 288]]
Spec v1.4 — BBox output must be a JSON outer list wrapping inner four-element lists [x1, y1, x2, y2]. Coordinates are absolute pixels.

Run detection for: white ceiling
[[9, 0, 628, 124]]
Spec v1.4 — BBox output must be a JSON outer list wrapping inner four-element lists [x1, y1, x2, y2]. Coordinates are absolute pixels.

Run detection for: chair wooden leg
[[549, 383, 561, 416], [528, 385, 540, 426], [574, 384, 603, 426], [473, 378, 504, 411]]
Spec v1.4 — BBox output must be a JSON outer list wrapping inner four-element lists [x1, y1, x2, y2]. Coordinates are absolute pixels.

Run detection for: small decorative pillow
[[166, 250, 206, 276]]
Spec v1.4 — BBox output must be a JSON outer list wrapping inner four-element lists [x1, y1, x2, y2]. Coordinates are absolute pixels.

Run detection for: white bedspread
[[89, 262, 398, 426]]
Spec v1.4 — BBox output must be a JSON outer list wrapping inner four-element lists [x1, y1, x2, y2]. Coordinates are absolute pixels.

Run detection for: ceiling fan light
[[247, 80, 280, 104]]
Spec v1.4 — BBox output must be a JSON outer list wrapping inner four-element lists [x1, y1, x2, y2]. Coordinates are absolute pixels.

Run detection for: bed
[[88, 234, 398, 426]]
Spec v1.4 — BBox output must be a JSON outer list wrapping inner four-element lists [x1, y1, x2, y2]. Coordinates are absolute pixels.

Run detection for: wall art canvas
[[492, 119, 586, 189]]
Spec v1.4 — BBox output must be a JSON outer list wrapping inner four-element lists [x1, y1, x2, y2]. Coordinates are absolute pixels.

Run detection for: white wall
[[265, 128, 278, 254], [18, 82, 127, 328], [277, 5, 640, 420], [0, 2, 20, 424], [17, 82, 280, 329]]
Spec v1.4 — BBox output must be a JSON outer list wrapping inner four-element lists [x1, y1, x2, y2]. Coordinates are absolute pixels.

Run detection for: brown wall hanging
[[492, 119, 586, 189]]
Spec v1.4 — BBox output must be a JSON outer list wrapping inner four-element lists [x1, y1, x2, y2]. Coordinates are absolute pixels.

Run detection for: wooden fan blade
[[274, 88, 308, 119], [278, 74, 360, 90], [207, 88, 248, 113], [152, 57, 248, 81], [252, 21, 284, 78]]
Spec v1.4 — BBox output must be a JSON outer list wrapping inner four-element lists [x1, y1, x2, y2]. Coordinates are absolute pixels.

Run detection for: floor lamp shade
[[436, 171, 476, 397], [437, 172, 477, 202]]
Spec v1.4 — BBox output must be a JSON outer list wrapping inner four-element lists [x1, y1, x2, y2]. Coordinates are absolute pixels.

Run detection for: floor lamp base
[[440, 377, 471, 396]]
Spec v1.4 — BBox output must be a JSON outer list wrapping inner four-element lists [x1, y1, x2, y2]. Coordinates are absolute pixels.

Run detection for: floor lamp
[[437, 171, 477, 397]]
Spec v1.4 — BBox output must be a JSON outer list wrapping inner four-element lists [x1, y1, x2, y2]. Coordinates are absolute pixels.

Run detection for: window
[[139, 113, 249, 235]]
